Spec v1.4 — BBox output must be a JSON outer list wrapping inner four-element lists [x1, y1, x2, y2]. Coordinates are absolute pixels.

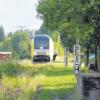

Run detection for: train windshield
[[34, 36, 49, 49]]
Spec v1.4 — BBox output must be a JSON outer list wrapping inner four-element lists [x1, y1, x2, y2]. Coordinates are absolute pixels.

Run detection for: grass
[[0, 60, 76, 100]]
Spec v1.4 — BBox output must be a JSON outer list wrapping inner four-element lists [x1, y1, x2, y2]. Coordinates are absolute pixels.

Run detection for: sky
[[0, 0, 43, 33]]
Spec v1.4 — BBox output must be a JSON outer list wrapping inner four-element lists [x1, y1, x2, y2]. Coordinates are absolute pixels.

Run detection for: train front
[[32, 35, 53, 62]]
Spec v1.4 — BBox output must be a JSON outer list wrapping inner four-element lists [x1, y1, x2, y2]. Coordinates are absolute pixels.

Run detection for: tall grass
[[0, 61, 23, 78], [0, 61, 76, 100]]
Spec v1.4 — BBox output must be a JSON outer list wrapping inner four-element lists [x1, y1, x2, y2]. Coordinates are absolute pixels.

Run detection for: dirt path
[[33, 85, 76, 100]]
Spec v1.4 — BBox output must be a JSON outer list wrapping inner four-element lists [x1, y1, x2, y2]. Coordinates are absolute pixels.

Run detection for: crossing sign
[[74, 45, 80, 54]]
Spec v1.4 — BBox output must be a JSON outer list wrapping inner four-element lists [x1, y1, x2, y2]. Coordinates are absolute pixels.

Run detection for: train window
[[34, 36, 49, 49]]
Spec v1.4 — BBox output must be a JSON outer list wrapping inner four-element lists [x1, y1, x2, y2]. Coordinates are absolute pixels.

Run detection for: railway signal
[[74, 45, 81, 75]]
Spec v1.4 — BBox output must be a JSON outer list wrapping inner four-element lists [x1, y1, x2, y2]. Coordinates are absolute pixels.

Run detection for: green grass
[[0, 60, 76, 100]]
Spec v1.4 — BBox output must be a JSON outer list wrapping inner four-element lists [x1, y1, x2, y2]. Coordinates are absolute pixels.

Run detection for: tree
[[37, 0, 100, 68], [36, 24, 50, 35], [37, 0, 94, 49], [37, 0, 92, 66], [0, 25, 5, 42], [82, 0, 100, 69], [11, 31, 31, 58]]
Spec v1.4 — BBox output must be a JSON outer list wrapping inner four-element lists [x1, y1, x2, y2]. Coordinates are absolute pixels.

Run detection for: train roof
[[34, 34, 52, 39]]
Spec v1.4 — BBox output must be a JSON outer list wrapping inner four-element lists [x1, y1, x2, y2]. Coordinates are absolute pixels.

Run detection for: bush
[[0, 61, 23, 78]]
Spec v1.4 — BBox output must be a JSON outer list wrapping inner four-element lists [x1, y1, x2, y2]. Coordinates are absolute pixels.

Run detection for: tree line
[[0, 26, 31, 59]]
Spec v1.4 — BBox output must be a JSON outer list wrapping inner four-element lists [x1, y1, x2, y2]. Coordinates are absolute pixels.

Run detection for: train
[[31, 34, 54, 62]]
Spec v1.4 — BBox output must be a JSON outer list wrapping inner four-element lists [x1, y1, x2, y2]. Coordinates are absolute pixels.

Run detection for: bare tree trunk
[[85, 46, 89, 67], [97, 46, 100, 71], [95, 46, 98, 71], [64, 47, 69, 66]]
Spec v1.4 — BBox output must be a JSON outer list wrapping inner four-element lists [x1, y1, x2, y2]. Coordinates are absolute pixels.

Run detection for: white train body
[[32, 35, 54, 62]]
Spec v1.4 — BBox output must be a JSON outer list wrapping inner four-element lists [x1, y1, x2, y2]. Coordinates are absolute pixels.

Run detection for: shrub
[[0, 61, 23, 78]]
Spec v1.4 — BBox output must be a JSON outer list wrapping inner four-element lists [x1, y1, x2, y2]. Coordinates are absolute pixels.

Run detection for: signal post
[[74, 45, 81, 75]]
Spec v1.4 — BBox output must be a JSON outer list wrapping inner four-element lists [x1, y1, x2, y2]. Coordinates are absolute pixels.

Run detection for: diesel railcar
[[31, 35, 54, 62]]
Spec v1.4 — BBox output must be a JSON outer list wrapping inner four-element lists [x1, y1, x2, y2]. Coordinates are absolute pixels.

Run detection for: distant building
[[0, 52, 12, 61]]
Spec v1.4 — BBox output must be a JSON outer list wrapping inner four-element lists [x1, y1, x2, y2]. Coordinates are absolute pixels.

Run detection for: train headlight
[[34, 52, 37, 55], [46, 52, 49, 55]]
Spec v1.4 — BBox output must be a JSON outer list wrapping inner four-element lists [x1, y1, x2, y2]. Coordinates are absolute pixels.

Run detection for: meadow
[[0, 60, 77, 100]]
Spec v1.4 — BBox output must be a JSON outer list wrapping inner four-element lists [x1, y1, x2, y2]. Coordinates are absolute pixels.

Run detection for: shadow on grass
[[37, 87, 75, 100], [43, 67, 73, 77], [41, 83, 75, 88]]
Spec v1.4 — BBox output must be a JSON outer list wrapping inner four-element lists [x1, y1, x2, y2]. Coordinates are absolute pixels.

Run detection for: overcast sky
[[0, 0, 43, 33]]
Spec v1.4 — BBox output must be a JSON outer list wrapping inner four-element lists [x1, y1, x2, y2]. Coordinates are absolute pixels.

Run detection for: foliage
[[52, 31, 64, 55], [37, 0, 100, 49], [37, 0, 93, 48], [0, 61, 23, 78], [11, 31, 31, 58], [0, 39, 12, 52], [0, 30, 31, 59], [37, 0, 100, 68], [36, 24, 50, 36], [82, 0, 100, 68], [0, 25, 5, 42]]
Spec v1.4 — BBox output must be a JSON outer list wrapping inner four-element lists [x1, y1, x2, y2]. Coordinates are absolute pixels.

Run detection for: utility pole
[[16, 26, 26, 59], [73, 0, 81, 75]]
